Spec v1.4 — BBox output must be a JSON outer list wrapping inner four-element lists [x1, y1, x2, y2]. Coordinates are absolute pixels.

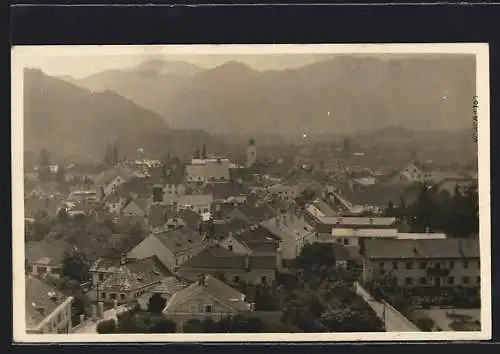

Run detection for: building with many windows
[[361, 238, 480, 289]]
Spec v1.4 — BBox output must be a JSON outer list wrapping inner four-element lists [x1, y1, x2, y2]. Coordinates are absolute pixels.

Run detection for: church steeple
[[246, 137, 257, 167]]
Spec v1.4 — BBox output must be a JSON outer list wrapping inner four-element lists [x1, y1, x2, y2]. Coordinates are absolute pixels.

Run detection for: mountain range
[[63, 55, 476, 136]]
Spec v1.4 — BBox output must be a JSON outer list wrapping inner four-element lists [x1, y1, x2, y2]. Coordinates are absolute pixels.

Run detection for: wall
[[165, 291, 238, 330], [29, 297, 73, 334], [178, 267, 276, 285], [363, 257, 481, 289], [27, 263, 62, 278], [127, 235, 176, 270]]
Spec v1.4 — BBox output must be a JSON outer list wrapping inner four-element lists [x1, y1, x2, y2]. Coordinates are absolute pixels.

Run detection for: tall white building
[[246, 137, 257, 168]]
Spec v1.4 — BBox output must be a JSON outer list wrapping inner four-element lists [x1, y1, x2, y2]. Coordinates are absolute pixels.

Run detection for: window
[[463, 260, 469, 269], [261, 276, 267, 283], [234, 276, 240, 283], [419, 277, 427, 285], [38, 266, 47, 273], [204, 304, 213, 313], [405, 277, 413, 286], [99, 273, 105, 281], [189, 304, 198, 313], [448, 277, 455, 285], [343, 238, 349, 245], [110, 293, 117, 300], [120, 294, 125, 300], [228, 245, 233, 251], [379, 262, 384, 270], [392, 261, 398, 270], [101, 292, 106, 300], [406, 262, 413, 270], [419, 261, 426, 269], [462, 276, 470, 285], [27, 265, 33, 273], [449, 261, 455, 269], [435, 262, 441, 270], [57, 313, 62, 323]]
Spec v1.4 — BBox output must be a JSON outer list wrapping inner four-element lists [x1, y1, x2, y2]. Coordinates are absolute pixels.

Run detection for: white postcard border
[[11, 43, 491, 343]]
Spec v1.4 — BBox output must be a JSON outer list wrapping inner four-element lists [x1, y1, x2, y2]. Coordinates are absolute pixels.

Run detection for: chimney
[[198, 273, 206, 286], [245, 255, 250, 270]]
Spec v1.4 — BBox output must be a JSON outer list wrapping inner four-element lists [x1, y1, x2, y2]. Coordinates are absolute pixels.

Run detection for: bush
[[415, 317, 435, 332], [96, 319, 116, 334]]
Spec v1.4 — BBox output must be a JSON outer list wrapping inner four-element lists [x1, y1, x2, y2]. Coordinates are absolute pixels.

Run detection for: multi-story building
[[361, 238, 480, 290], [26, 275, 74, 334]]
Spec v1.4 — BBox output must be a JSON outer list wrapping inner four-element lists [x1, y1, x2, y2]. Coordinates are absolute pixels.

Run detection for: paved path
[[73, 306, 129, 334], [355, 283, 420, 332]]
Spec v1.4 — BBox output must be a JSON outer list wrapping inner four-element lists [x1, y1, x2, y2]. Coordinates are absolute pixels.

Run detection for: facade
[[178, 245, 277, 285], [361, 238, 480, 289], [185, 158, 231, 186], [164, 274, 253, 331], [127, 226, 206, 271], [177, 194, 214, 216], [260, 212, 316, 267], [26, 275, 74, 334], [25, 241, 69, 278]]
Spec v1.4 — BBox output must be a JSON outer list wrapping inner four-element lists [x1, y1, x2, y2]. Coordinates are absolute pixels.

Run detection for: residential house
[[120, 197, 150, 229], [26, 275, 74, 334], [27, 182, 68, 200], [102, 192, 127, 215], [95, 166, 136, 197], [304, 198, 338, 223], [260, 212, 315, 270], [163, 274, 253, 330], [127, 226, 206, 272], [65, 163, 109, 183], [315, 216, 398, 249], [177, 194, 214, 218], [221, 202, 277, 225], [198, 218, 252, 242], [185, 158, 231, 187], [93, 256, 166, 304], [219, 224, 280, 257], [164, 209, 202, 232], [361, 238, 481, 289], [67, 187, 99, 203], [137, 276, 189, 311], [266, 184, 297, 202], [25, 241, 70, 278], [177, 245, 277, 285], [202, 182, 247, 203]]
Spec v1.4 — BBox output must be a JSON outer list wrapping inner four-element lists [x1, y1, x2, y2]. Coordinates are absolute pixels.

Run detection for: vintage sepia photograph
[[11, 44, 491, 342]]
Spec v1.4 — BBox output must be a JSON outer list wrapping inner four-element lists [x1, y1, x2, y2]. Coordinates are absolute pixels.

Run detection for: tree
[[147, 293, 167, 314], [201, 143, 207, 159], [56, 208, 70, 226], [151, 318, 177, 333], [97, 319, 116, 334], [61, 249, 90, 282], [385, 200, 396, 217], [193, 147, 201, 159], [112, 143, 119, 165], [319, 305, 383, 332], [38, 148, 51, 167], [55, 165, 66, 183], [409, 182, 436, 232]]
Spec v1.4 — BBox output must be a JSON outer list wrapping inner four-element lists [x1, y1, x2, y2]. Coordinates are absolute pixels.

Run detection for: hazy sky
[[16, 44, 472, 79], [23, 53, 340, 79]]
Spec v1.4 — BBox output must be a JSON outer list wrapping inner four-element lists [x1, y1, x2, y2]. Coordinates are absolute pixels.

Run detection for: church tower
[[246, 137, 257, 167]]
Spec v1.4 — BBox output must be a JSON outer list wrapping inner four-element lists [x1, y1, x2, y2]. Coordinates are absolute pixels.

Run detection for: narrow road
[[73, 306, 129, 334], [355, 283, 420, 332]]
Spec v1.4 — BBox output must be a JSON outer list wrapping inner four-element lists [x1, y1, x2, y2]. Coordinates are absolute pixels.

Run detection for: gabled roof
[[95, 166, 135, 186], [26, 275, 71, 329], [153, 226, 204, 255], [202, 182, 247, 200], [165, 274, 249, 313], [363, 238, 480, 260], [199, 218, 251, 240], [180, 244, 276, 270], [177, 194, 214, 207], [122, 196, 150, 214], [260, 214, 314, 241], [25, 241, 71, 265]]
